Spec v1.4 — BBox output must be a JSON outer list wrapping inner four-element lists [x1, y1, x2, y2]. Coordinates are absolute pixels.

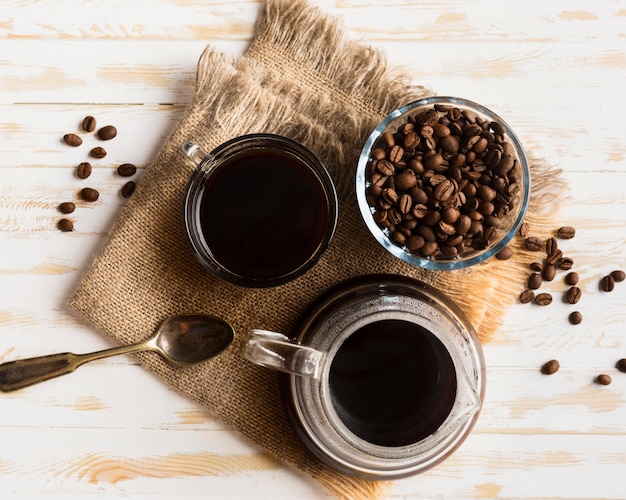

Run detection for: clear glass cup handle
[[241, 330, 325, 379], [182, 141, 209, 167]]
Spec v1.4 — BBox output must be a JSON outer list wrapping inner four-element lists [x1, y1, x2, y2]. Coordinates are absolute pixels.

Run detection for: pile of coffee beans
[[56, 115, 138, 231], [518, 226, 578, 310], [520, 224, 625, 385], [365, 103, 523, 260]]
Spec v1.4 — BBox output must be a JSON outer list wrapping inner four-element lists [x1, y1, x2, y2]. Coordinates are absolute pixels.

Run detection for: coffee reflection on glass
[[182, 134, 338, 288], [241, 275, 485, 479]]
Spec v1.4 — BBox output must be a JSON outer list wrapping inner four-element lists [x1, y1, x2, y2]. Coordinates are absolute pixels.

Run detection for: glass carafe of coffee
[[241, 274, 485, 479]]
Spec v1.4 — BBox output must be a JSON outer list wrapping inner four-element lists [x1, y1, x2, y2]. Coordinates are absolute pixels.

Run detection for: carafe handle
[[241, 330, 325, 379]]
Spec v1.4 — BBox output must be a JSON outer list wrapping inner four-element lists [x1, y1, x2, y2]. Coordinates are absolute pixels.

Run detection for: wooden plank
[[2, 0, 625, 42], [0, 39, 624, 105]]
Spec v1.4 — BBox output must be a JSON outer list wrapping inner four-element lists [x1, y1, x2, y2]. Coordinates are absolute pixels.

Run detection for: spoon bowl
[[0, 313, 234, 392]]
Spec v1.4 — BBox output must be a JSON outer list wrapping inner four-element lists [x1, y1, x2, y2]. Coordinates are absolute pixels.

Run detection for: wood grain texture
[[1, 0, 625, 498]]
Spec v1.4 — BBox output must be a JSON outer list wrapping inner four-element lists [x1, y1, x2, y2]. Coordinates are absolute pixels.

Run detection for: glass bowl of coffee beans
[[356, 96, 530, 270]]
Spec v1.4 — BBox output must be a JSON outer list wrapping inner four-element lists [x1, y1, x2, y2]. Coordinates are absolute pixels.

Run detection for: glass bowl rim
[[355, 95, 531, 271]]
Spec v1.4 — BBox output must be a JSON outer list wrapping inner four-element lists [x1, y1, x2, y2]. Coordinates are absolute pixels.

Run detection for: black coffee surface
[[199, 149, 328, 282], [329, 319, 457, 447]]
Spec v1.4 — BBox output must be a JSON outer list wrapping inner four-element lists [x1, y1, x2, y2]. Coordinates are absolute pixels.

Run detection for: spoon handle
[[0, 342, 151, 392]]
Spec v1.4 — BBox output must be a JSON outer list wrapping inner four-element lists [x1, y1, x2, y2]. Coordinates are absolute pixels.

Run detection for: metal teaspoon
[[0, 313, 234, 392]]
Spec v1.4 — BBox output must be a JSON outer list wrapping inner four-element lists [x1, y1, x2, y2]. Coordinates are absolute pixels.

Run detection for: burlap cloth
[[68, 1, 564, 498]]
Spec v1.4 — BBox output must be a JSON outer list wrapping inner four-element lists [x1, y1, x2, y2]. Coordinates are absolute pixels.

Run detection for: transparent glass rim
[[282, 274, 486, 479], [356, 96, 531, 271], [182, 133, 338, 287]]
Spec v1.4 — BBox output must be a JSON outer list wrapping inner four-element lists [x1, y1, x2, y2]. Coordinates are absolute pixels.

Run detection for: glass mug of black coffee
[[182, 134, 338, 287], [241, 274, 485, 479]]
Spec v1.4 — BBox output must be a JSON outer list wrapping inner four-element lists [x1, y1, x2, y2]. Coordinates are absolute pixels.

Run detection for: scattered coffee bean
[[600, 275, 615, 292], [616, 359, 626, 373], [57, 218, 74, 232], [556, 226, 576, 239], [596, 374, 612, 386], [558, 257, 574, 270], [63, 133, 82, 147], [82, 115, 96, 132], [542, 263, 556, 282], [535, 292, 552, 306], [610, 270, 625, 283], [80, 187, 99, 202], [564, 272, 579, 286], [566, 286, 582, 304], [117, 163, 136, 177], [365, 104, 524, 260], [525, 237, 543, 251], [76, 161, 92, 179], [545, 237, 558, 256], [121, 181, 136, 198], [58, 201, 75, 214], [90, 147, 107, 159], [568, 311, 582, 325], [518, 222, 529, 238], [97, 125, 117, 140], [519, 289, 535, 304], [496, 246, 513, 260], [528, 272, 542, 290], [541, 359, 560, 375], [530, 261, 543, 272], [546, 249, 563, 267]]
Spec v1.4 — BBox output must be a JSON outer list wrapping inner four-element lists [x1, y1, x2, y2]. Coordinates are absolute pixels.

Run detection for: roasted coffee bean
[[519, 289, 535, 304], [568, 311, 582, 325], [388, 145, 404, 163], [58, 201, 75, 214], [57, 218, 74, 232], [518, 222, 529, 238], [90, 146, 107, 159], [406, 235, 425, 253], [97, 125, 117, 140], [558, 257, 574, 270], [80, 187, 99, 202], [610, 270, 625, 282], [541, 359, 560, 375], [76, 161, 92, 179], [395, 170, 416, 190], [391, 230, 407, 245], [596, 374, 612, 386], [542, 263, 556, 282], [382, 188, 398, 205], [535, 293, 552, 306], [566, 286, 582, 304], [546, 249, 563, 266], [601, 275, 615, 292], [121, 181, 136, 198], [63, 133, 82, 147], [556, 226, 576, 239], [565, 272, 579, 286], [616, 358, 626, 373], [528, 272, 543, 290], [376, 159, 395, 176], [530, 261, 543, 272], [398, 193, 412, 214], [82, 115, 96, 132], [496, 246, 513, 260], [525, 237, 543, 251], [545, 237, 558, 256], [117, 163, 137, 177], [420, 240, 439, 256]]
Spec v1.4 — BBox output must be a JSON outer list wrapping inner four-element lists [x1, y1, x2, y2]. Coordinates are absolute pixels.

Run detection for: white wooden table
[[1, 1, 625, 498]]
